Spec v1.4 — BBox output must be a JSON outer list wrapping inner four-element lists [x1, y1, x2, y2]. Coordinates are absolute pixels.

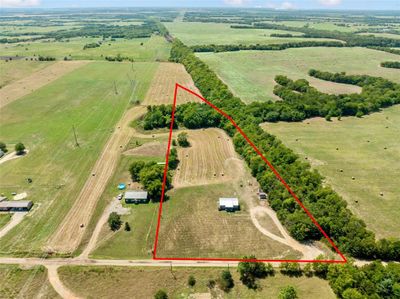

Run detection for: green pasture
[[0, 61, 157, 256], [59, 266, 335, 299], [198, 47, 400, 103], [0, 35, 171, 61], [164, 21, 339, 46], [263, 105, 400, 239]]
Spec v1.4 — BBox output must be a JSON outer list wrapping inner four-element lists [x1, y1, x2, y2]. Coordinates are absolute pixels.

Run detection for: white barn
[[125, 191, 149, 204], [218, 198, 240, 212]]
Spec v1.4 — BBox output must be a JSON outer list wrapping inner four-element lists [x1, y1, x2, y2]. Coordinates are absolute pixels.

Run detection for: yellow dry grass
[[143, 62, 201, 105], [173, 128, 241, 188]]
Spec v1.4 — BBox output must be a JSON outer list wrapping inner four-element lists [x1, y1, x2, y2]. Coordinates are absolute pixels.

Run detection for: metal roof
[[219, 198, 239, 208], [0, 200, 32, 208], [125, 191, 148, 200]]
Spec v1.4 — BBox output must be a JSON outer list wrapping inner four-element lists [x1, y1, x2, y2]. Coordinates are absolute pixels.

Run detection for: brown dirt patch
[[0, 61, 89, 109], [123, 141, 168, 158], [143, 62, 201, 105]]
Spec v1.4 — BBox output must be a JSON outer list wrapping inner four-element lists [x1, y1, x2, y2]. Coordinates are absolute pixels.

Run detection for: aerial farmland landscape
[[0, 0, 399, 298]]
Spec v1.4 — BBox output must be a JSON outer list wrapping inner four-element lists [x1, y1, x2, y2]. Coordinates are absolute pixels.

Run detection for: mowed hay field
[[157, 129, 300, 259], [198, 47, 400, 103], [173, 128, 240, 187], [165, 21, 340, 46], [262, 105, 400, 239], [0, 62, 157, 256], [0, 35, 171, 61], [0, 264, 60, 298], [0, 60, 55, 88], [59, 266, 335, 299], [143, 62, 202, 105]]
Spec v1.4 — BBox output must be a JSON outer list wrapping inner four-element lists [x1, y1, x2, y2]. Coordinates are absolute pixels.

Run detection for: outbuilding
[[125, 190, 149, 204], [0, 200, 33, 212], [218, 198, 240, 212]]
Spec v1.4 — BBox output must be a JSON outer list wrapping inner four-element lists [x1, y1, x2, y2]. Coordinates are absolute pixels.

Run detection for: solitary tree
[[124, 222, 131, 231], [278, 286, 298, 299], [177, 132, 190, 147], [15, 142, 25, 155], [219, 270, 234, 292], [0, 142, 7, 153], [237, 255, 268, 289], [108, 212, 122, 231], [154, 290, 168, 299]]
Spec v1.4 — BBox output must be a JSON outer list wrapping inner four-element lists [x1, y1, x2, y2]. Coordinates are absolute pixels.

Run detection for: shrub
[[177, 132, 190, 147], [279, 286, 298, 299], [124, 222, 131, 231], [154, 290, 168, 299], [0, 142, 7, 153], [188, 275, 196, 287], [219, 270, 234, 291]]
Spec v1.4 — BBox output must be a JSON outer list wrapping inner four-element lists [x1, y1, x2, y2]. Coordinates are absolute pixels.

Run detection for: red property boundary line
[[152, 83, 347, 264]]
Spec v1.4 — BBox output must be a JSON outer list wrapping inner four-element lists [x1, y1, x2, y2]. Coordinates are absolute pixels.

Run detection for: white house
[[218, 198, 240, 212]]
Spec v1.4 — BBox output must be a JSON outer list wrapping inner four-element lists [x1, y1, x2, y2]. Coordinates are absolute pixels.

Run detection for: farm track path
[[0, 61, 89, 109], [0, 212, 27, 239], [47, 105, 147, 253], [46, 264, 80, 299]]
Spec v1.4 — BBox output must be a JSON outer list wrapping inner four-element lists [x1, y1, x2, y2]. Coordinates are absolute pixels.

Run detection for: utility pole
[[72, 125, 79, 147], [114, 80, 118, 95]]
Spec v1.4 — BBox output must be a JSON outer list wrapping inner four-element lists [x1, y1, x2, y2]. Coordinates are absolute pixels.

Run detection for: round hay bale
[[380, 192, 384, 196], [352, 176, 355, 180]]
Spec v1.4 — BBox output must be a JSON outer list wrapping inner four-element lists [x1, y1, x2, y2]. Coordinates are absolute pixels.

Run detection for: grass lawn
[[198, 47, 400, 103], [59, 266, 335, 299], [164, 21, 339, 46], [262, 105, 400, 239], [156, 183, 300, 260], [0, 214, 12, 230], [0, 264, 60, 298], [0, 62, 157, 256], [0, 60, 55, 88], [0, 35, 171, 61]]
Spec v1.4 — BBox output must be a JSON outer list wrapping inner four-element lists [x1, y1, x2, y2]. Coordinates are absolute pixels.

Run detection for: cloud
[[266, 1, 296, 10], [224, 0, 252, 6], [318, 0, 342, 6], [0, 0, 41, 7]]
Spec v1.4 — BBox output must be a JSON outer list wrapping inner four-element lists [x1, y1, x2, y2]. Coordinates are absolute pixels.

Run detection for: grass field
[[0, 60, 55, 88], [198, 47, 400, 103], [0, 264, 60, 298], [0, 35, 171, 61], [262, 105, 400, 239], [0, 62, 157, 256], [0, 214, 12, 230], [59, 266, 335, 299], [165, 21, 340, 46], [143, 62, 202, 105]]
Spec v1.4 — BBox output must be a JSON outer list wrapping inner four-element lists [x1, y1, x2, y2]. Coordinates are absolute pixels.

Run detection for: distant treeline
[[191, 41, 344, 53], [270, 33, 294, 37], [231, 23, 400, 48], [367, 47, 400, 56], [142, 39, 400, 261], [381, 61, 400, 69]]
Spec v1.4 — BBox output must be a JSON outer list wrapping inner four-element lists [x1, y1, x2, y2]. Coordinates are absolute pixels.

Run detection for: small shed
[[125, 190, 149, 204], [0, 200, 33, 212], [219, 198, 240, 212]]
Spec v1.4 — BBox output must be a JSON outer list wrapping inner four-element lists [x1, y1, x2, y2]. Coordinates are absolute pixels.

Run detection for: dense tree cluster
[[129, 161, 171, 202], [83, 42, 101, 49], [144, 39, 400, 261], [270, 33, 294, 37], [191, 40, 344, 53], [232, 23, 400, 48], [367, 47, 400, 56], [237, 256, 273, 289], [381, 61, 400, 69], [38, 56, 56, 61]]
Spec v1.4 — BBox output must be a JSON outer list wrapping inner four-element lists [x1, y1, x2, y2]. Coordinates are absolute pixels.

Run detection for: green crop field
[[0, 264, 60, 298], [0, 35, 171, 61], [0, 61, 157, 256], [165, 21, 340, 46], [262, 105, 400, 239], [198, 47, 400, 103], [59, 266, 335, 299]]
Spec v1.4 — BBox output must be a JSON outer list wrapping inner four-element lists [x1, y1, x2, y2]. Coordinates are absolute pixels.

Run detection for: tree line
[[381, 61, 400, 69], [191, 40, 344, 53], [143, 39, 400, 261]]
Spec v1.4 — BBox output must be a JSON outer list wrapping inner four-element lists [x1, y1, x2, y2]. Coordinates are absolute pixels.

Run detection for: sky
[[0, 0, 399, 10]]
